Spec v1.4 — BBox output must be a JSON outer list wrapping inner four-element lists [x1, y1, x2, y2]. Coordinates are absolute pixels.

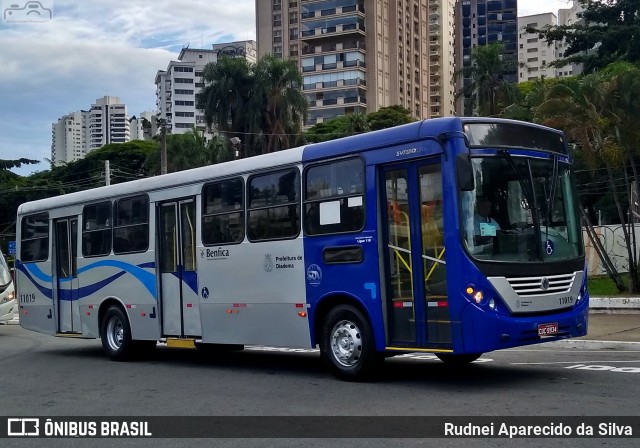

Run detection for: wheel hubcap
[[330, 319, 362, 367], [106, 317, 124, 351]]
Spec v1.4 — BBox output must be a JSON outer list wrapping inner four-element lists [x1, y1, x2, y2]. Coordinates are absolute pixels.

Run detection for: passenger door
[[380, 161, 451, 348], [54, 217, 80, 333], [158, 199, 200, 337]]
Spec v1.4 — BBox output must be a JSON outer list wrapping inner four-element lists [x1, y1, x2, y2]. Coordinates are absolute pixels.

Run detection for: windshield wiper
[[544, 154, 559, 238], [500, 150, 543, 260]]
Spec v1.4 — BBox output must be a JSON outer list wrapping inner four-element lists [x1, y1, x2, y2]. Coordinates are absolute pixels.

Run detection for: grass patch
[[587, 274, 629, 296]]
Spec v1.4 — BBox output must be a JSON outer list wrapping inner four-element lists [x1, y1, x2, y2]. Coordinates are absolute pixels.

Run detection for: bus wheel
[[101, 306, 134, 361], [435, 353, 482, 365], [321, 305, 379, 381]]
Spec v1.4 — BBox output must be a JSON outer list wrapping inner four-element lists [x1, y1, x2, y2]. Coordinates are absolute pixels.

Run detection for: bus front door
[[382, 162, 452, 349], [158, 199, 201, 338], [54, 217, 80, 333]]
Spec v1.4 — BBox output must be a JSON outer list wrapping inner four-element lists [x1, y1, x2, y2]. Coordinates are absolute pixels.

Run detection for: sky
[[0, 0, 574, 176]]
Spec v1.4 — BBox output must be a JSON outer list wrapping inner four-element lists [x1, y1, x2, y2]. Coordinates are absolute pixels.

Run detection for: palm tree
[[197, 57, 253, 140], [344, 112, 369, 135], [535, 68, 640, 292], [455, 42, 520, 116], [250, 55, 308, 154]]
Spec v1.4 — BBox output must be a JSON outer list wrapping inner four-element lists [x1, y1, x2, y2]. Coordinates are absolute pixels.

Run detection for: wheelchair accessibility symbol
[[545, 239, 554, 255]]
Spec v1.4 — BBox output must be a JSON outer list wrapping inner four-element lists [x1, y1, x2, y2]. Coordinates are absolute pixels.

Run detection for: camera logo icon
[[3, 1, 53, 22]]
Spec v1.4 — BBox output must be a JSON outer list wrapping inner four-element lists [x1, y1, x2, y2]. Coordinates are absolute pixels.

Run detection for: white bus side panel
[[17, 261, 57, 336], [197, 238, 311, 347], [75, 252, 161, 340]]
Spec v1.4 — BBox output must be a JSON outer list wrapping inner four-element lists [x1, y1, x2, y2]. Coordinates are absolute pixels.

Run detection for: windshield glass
[[0, 251, 11, 286], [460, 156, 583, 262]]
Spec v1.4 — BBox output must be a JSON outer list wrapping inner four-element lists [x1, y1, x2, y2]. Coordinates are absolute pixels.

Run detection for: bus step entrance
[[166, 338, 196, 349]]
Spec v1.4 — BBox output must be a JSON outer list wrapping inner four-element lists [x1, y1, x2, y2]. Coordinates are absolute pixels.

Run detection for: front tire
[[101, 305, 135, 361], [435, 353, 482, 365], [321, 305, 380, 381]]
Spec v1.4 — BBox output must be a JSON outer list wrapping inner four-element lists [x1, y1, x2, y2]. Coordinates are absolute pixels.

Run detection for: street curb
[[589, 297, 640, 314]]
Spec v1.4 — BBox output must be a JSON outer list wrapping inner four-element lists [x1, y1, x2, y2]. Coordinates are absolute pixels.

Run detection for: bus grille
[[506, 273, 575, 297]]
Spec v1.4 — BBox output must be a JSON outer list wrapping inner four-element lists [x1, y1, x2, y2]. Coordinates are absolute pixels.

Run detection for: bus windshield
[[460, 155, 583, 262], [0, 250, 11, 287]]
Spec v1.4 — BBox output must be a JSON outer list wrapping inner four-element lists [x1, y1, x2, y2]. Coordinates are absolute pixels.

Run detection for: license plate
[[538, 322, 558, 337]]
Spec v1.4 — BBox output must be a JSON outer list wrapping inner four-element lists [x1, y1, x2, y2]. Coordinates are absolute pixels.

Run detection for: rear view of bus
[[453, 120, 587, 356], [0, 250, 16, 323]]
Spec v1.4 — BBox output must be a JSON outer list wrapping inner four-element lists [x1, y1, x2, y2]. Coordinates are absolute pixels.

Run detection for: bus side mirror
[[457, 154, 475, 191]]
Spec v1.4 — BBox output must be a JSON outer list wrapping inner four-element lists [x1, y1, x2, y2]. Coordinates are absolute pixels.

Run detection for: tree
[[454, 42, 520, 116], [304, 116, 352, 143], [367, 105, 414, 131], [197, 56, 253, 142], [527, 0, 640, 73], [344, 112, 369, 135], [501, 77, 560, 122], [251, 55, 308, 154], [535, 64, 640, 292]]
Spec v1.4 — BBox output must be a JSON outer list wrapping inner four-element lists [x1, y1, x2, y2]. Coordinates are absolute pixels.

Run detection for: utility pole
[[105, 160, 111, 186], [160, 121, 167, 175]]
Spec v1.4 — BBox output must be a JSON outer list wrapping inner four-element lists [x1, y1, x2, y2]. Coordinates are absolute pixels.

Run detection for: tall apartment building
[[517, 3, 584, 83], [155, 41, 257, 135], [88, 96, 131, 151], [454, 0, 518, 116], [556, 2, 584, 78], [51, 111, 88, 166], [518, 13, 557, 81], [51, 96, 131, 166], [256, 0, 456, 127]]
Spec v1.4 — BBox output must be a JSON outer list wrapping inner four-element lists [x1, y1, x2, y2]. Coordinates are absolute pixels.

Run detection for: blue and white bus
[[16, 117, 587, 380]]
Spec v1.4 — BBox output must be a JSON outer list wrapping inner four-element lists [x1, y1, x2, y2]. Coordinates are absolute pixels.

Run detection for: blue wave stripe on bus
[[75, 260, 157, 298], [170, 268, 198, 294], [17, 262, 53, 299], [19, 261, 157, 300], [21, 262, 53, 283]]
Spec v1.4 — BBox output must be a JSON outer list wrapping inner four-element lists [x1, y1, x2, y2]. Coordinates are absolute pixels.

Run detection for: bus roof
[[18, 145, 306, 215], [303, 116, 463, 162]]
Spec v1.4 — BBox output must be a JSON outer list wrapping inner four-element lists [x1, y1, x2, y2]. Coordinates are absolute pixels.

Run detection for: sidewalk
[[4, 299, 640, 348]]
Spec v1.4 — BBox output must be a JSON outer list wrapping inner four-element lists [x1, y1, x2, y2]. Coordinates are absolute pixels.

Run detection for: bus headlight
[[466, 285, 484, 304], [488, 299, 496, 310]]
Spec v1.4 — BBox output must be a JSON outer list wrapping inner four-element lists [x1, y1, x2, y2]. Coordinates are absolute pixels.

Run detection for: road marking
[[512, 360, 640, 365], [564, 364, 640, 373]]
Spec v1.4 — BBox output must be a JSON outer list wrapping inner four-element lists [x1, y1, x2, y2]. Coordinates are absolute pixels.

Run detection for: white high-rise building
[[51, 111, 88, 166], [88, 96, 130, 150], [518, 3, 584, 82], [557, 2, 584, 78], [51, 96, 132, 166], [155, 41, 257, 135], [518, 13, 558, 82]]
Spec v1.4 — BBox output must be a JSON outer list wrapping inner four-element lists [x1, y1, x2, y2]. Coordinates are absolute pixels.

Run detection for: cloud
[[0, 0, 256, 175]]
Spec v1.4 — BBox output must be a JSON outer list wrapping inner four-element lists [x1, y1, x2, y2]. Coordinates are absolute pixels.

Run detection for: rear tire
[[100, 305, 135, 361], [435, 353, 482, 365], [320, 305, 381, 381]]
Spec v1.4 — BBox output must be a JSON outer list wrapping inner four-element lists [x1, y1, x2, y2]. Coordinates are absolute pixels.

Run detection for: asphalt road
[[1, 324, 639, 448]]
